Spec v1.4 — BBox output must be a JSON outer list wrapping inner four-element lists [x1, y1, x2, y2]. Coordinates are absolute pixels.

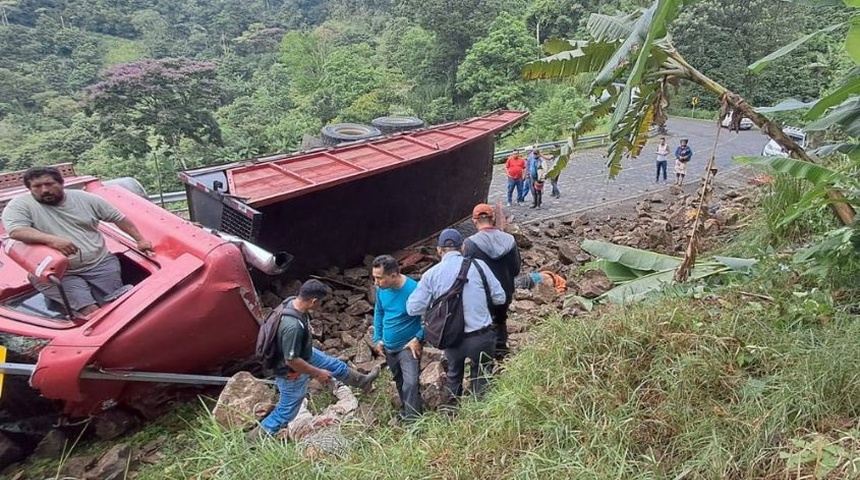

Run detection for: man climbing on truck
[[1, 166, 153, 316]]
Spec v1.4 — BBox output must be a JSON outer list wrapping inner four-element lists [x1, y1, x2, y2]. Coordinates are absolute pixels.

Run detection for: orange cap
[[472, 203, 494, 219]]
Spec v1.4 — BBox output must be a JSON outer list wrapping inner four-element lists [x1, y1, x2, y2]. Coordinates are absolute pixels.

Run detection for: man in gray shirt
[[407, 229, 505, 405], [2, 166, 153, 316]]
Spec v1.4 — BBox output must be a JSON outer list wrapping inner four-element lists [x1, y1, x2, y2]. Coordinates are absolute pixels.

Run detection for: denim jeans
[[656, 160, 667, 181], [260, 347, 349, 434], [519, 176, 530, 202], [550, 176, 560, 197], [506, 177, 523, 204], [385, 347, 423, 420], [444, 328, 496, 401]]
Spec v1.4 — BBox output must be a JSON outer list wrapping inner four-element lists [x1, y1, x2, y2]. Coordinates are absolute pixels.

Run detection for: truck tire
[[103, 177, 148, 199], [320, 123, 382, 146], [371, 116, 425, 134]]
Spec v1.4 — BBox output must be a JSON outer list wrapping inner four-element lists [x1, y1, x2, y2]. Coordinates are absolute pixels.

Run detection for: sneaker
[[529, 205, 536, 209], [506, 202, 511, 207]]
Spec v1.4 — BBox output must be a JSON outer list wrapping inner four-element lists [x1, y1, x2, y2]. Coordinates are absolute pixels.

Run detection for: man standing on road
[[504, 149, 526, 206], [371, 255, 424, 425], [656, 137, 670, 183], [2, 166, 153, 316], [247, 279, 380, 442], [407, 229, 506, 405], [464, 204, 520, 359]]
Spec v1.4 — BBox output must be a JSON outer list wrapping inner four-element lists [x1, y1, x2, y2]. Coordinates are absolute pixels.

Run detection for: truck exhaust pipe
[[201, 228, 292, 275]]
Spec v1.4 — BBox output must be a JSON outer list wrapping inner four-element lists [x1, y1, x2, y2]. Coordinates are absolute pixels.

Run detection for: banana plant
[[580, 240, 757, 304], [521, 0, 856, 226]]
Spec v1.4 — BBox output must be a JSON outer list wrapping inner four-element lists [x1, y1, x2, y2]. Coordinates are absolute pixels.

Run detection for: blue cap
[[438, 229, 463, 248]]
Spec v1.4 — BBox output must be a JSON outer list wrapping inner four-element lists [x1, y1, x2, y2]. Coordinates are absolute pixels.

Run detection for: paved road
[[488, 117, 770, 223]]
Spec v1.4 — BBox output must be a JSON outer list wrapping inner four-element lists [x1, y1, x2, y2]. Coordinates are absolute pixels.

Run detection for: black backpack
[[255, 296, 301, 371], [422, 258, 493, 349], [423, 259, 471, 349]]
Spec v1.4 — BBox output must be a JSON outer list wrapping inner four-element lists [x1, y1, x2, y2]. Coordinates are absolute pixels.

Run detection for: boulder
[[577, 269, 614, 299], [212, 372, 277, 430], [0, 432, 24, 467], [84, 444, 137, 480], [532, 282, 558, 305], [32, 429, 67, 459], [419, 361, 449, 410], [557, 243, 580, 265], [345, 300, 373, 316]]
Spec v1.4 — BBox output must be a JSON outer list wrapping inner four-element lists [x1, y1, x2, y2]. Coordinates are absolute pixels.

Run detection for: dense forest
[[0, 0, 850, 192]]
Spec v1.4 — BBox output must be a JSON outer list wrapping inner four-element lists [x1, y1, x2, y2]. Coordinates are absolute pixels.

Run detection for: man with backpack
[[247, 279, 380, 442], [464, 204, 521, 360], [406, 229, 505, 405]]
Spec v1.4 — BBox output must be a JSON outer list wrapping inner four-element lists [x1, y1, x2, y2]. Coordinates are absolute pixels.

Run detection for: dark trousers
[[656, 160, 667, 181], [384, 347, 423, 420], [443, 328, 496, 401], [490, 303, 510, 354]]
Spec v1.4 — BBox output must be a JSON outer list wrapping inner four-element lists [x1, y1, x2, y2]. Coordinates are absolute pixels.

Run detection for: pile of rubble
[[223, 185, 756, 419]]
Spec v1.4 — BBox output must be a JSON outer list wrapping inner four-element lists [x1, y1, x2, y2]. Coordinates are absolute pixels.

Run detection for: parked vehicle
[[721, 111, 754, 130], [761, 126, 808, 157]]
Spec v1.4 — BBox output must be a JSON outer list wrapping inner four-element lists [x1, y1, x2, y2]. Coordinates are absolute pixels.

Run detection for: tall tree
[[457, 12, 537, 112], [83, 57, 223, 157]]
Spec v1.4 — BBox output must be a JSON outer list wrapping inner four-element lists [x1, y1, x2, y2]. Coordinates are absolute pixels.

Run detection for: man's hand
[[406, 338, 423, 359], [374, 341, 385, 357], [313, 368, 332, 384], [136, 239, 154, 255], [46, 236, 78, 256]]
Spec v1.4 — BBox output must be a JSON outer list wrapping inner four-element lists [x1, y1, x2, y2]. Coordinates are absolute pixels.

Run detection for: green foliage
[[456, 12, 537, 112]]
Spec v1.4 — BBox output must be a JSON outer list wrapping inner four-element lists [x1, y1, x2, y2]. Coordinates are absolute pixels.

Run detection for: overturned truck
[[0, 110, 526, 464]]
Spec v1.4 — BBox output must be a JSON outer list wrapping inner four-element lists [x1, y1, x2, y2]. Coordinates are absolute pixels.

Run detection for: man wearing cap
[[464, 204, 521, 359], [407, 229, 506, 403], [504, 149, 526, 207]]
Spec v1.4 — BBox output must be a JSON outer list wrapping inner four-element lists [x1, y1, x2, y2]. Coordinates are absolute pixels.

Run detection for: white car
[[761, 126, 808, 157], [721, 111, 754, 130]]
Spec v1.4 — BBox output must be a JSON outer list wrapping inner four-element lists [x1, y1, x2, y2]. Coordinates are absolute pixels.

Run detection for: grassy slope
[[129, 253, 860, 479]]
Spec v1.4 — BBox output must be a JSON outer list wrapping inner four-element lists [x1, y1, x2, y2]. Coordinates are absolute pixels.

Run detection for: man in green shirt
[[248, 279, 381, 441]]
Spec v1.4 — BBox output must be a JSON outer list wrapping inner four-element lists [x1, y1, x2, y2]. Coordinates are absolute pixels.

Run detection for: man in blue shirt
[[371, 254, 424, 424], [407, 229, 506, 405]]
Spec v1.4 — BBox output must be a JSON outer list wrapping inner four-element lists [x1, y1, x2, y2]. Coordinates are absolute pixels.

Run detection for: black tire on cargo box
[[371, 116, 425, 134], [320, 123, 382, 146]]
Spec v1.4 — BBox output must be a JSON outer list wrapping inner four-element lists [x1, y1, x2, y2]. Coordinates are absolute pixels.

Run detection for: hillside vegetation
[[0, 0, 845, 193]]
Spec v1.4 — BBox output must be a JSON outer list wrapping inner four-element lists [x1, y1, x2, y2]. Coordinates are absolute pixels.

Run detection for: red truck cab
[[0, 165, 262, 417]]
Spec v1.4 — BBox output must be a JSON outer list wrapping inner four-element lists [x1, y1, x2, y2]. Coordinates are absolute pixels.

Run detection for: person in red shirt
[[504, 149, 526, 206]]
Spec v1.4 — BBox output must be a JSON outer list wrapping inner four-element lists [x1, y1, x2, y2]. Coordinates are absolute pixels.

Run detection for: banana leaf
[[522, 40, 621, 80], [748, 23, 843, 74], [581, 239, 681, 271], [733, 156, 841, 185], [804, 96, 860, 137], [805, 69, 860, 120], [755, 99, 817, 113], [586, 11, 638, 41], [600, 263, 729, 304], [585, 259, 651, 283]]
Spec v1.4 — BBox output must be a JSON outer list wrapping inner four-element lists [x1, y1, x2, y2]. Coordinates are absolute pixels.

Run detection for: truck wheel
[[371, 116, 425, 134], [103, 177, 148, 199], [320, 123, 382, 146]]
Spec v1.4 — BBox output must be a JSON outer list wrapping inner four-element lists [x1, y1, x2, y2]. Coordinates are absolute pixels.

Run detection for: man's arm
[[8, 227, 78, 256], [285, 357, 331, 383], [373, 292, 384, 354], [480, 261, 507, 305], [406, 277, 433, 316], [113, 218, 153, 253]]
